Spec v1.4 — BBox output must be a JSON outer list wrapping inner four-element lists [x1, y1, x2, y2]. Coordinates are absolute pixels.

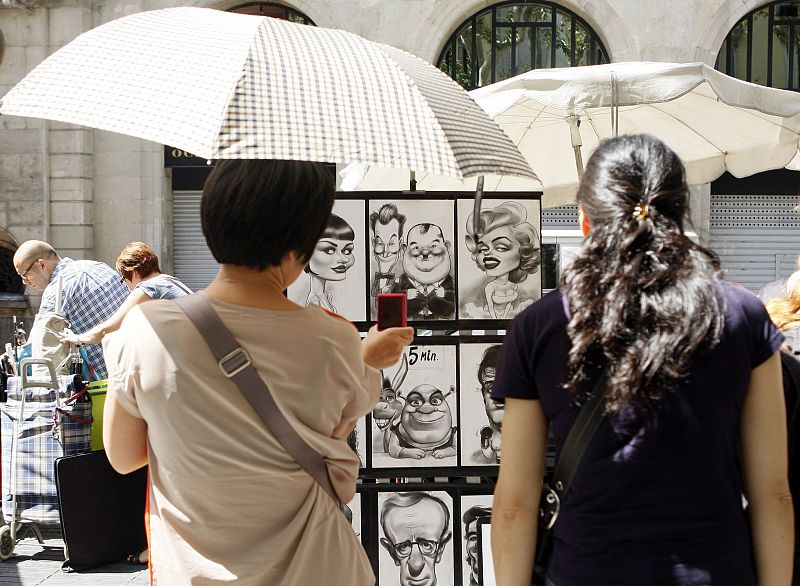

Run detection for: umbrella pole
[[409, 170, 417, 191], [611, 72, 619, 137], [567, 115, 584, 179], [472, 176, 485, 237]]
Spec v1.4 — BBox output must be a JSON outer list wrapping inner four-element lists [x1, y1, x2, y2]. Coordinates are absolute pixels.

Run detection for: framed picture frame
[[460, 492, 494, 586], [375, 489, 457, 586], [367, 337, 460, 475], [476, 517, 495, 586], [346, 416, 369, 471], [457, 338, 505, 470], [345, 491, 363, 543], [367, 195, 457, 326], [456, 195, 542, 327], [287, 197, 368, 325]]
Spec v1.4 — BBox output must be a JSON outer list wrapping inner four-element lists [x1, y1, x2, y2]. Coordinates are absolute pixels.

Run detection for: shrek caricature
[[385, 384, 457, 459]]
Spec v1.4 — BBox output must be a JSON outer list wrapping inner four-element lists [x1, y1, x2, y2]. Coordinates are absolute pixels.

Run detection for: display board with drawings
[[354, 336, 510, 475], [370, 339, 459, 471], [285, 192, 542, 329], [353, 483, 495, 586]]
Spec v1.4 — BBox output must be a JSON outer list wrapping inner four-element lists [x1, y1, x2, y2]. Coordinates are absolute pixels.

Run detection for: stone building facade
[[0, 0, 795, 328]]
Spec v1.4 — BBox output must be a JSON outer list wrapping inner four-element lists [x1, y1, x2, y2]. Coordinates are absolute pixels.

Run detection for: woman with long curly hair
[[491, 134, 792, 586]]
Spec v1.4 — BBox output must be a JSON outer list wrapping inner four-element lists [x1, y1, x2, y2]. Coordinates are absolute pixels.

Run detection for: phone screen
[[377, 294, 407, 330]]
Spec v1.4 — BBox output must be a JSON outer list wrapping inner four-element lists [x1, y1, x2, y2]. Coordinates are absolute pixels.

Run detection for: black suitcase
[[54, 450, 147, 571]]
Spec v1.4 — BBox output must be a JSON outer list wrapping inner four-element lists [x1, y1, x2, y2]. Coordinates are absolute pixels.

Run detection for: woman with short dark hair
[[102, 159, 413, 585], [491, 135, 792, 586]]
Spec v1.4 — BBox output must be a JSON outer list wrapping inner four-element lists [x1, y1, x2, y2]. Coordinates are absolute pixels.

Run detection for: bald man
[[13, 240, 129, 379]]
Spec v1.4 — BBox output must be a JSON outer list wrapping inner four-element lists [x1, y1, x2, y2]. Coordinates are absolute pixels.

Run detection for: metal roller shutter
[[172, 191, 219, 291], [542, 204, 579, 228], [709, 195, 800, 294]]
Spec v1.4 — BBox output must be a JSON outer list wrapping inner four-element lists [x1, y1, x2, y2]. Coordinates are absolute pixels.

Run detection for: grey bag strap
[[173, 294, 340, 505]]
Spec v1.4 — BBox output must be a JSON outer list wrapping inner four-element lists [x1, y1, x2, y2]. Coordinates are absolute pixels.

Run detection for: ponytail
[[563, 135, 724, 412]]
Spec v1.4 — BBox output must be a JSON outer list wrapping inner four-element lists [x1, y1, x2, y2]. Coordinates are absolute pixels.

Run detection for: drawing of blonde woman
[[465, 202, 540, 320]]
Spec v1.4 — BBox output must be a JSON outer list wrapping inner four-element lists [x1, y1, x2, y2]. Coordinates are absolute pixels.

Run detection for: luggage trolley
[[0, 358, 92, 560]]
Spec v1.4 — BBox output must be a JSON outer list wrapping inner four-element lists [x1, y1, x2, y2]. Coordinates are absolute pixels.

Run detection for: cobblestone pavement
[[0, 531, 148, 585]]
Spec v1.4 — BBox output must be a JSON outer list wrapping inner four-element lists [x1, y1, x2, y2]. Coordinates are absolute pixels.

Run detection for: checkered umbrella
[[0, 7, 535, 182], [342, 62, 800, 206]]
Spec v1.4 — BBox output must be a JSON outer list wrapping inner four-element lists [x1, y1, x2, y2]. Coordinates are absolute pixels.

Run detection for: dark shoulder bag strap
[[173, 294, 340, 506], [540, 372, 607, 535], [552, 372, 608, 491], [535, 374, 607, 585]]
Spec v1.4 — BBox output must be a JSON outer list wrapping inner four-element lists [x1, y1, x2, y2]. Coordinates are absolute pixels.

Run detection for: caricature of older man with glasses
[[380, 492, 452, 586]]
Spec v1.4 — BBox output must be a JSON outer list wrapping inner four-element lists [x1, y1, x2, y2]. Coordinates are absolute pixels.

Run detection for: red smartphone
[[377, 293, 407, 330]]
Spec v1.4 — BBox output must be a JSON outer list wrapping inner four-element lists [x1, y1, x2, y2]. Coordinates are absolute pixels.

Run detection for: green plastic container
[[87, 380, 107, 451]]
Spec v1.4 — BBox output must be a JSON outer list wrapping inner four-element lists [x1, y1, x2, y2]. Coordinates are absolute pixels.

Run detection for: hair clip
[[632, 203, 650, 221]]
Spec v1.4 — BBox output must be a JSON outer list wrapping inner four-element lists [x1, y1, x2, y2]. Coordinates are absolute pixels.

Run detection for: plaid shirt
[[36, 258, 129, 379]]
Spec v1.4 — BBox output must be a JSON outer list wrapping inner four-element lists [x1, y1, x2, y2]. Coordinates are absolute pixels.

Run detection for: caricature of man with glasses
[[380, 492, 452, 586]]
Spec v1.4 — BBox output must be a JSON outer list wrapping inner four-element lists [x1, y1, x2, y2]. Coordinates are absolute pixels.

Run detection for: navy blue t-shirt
[[493, 280, 784, 586]]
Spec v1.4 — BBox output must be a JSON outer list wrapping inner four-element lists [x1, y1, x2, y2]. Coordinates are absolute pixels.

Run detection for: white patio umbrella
[[0, 7, 535, 183], [341, 62, 800, 207]]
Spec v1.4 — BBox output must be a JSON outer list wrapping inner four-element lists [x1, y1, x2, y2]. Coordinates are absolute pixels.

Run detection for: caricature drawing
[[463, 505, 492, 586], [344, 492, 362, 539], [346, 428, 363, 468], [396, 223, 455, 320], [372, 345, 458, 468], [477, 345, 503, 464], [372, 354, 408, 432], [370, 203, 407, 309], [303, 213, 356, 312], [384, 384, 457, 460], [380, 492, 453, 586], [464, 201, 540, 319]]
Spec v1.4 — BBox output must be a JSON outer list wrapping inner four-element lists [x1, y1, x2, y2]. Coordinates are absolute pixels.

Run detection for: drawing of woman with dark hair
[[465, 202, 540, 319], [304, 213, 356, 312]]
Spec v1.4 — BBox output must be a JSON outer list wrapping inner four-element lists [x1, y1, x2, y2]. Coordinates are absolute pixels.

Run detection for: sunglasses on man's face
[[18, 259, 39, 282]]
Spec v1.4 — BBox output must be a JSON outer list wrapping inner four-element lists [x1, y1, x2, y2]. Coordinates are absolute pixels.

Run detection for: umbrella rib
[[690, 90, 800, 137], [495, 102, 547, 190], [646, 102, 727, 157]]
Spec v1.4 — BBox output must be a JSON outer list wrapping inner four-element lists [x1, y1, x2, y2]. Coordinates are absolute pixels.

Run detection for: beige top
[[103, 293, 380, 586]]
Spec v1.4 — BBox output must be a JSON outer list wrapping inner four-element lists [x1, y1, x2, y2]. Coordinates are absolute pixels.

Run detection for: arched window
[[228, 2, 315, 25], [715, 1, 800, 90], [0, 230, 24, 296], [438, 2, 609, 90]]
